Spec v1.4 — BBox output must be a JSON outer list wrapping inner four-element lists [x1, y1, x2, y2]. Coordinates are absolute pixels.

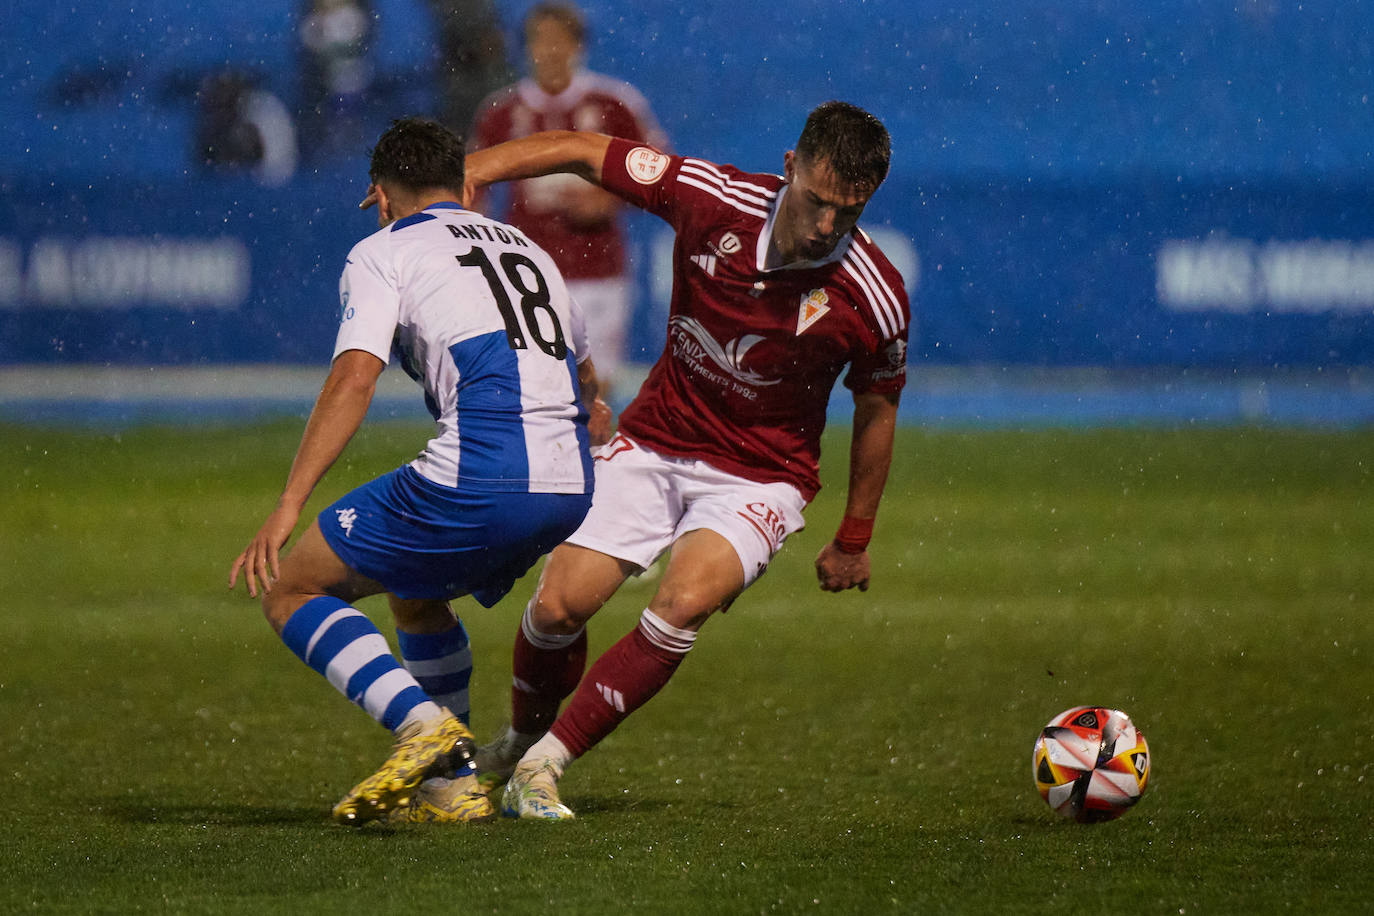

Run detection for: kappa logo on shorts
[[335, 507, 357, 537]]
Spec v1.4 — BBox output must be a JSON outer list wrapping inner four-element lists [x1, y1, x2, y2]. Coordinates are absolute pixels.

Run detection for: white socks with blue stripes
[[280, 596, 442, 733]]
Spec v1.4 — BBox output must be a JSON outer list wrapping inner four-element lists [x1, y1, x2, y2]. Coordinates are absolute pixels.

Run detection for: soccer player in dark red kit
[[469, 1, 668, 399], [460, 101, 909, 818]]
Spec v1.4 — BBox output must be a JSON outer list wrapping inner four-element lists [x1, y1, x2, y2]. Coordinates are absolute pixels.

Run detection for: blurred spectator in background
[[195, 70, 298, 185], [298, 0, 374, 163], [469, 1, 668, 400], [426, 0, 511, 132]]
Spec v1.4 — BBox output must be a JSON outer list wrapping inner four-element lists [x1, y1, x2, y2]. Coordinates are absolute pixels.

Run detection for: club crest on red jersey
[[796, 288, 831, 335]]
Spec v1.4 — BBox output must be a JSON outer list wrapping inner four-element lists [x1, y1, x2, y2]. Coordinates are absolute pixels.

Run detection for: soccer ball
[[1032, 706, 1150, 823]]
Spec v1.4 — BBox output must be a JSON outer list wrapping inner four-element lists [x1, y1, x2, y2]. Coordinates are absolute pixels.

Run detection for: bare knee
[[390, 597, 456, 634], [530, 585, 595, 635], [646, 581, 723, 632], [257, 519, 382, 636], [527, 544, 634, 635], [262, 589, 305, 635], [258, 559, 319, 635], [646, 529, 745, 630]]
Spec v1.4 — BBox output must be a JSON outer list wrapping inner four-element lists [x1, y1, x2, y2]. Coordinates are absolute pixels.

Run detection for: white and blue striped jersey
[[335, 202, 593, 494]]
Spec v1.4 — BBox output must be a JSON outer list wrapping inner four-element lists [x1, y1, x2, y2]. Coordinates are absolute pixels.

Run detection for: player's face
[[778, 151, 873, 263], [526, 16, 582, 95]]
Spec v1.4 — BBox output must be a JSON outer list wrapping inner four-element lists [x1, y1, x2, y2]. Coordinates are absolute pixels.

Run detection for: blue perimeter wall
[[4, 174, 1374, 372], [2, 1, 1373, 386]]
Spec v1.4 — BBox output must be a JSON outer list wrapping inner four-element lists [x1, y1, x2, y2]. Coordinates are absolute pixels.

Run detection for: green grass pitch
[[1, 420, 1370, 913]]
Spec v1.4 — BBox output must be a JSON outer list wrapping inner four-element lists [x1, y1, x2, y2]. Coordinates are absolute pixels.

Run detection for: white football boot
[[501, 759, 575, 820]]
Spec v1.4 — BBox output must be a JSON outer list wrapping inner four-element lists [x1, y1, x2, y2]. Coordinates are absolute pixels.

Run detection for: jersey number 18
[[457, 246, 567, 360]]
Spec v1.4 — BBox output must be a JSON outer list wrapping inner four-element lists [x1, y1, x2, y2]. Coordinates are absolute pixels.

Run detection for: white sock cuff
[[398, 701, 446, 732], [525, 731, 573, 774], [638, 608, 697, 655], [521, 602, 585, 650]]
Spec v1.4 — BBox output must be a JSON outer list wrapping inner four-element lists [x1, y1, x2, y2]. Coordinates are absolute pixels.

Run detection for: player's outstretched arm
[[229, 349, 384, 597], [815, 389, 899, 593], [461, 131, 614, 207]]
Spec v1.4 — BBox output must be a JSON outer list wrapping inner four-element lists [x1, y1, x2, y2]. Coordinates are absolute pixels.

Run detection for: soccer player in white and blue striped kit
[[229, 117, 609, 826]]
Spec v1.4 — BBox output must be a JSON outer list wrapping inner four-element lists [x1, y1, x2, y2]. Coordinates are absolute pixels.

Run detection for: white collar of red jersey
[[517, 69, 595, 111], [758, 184, 855, 272]]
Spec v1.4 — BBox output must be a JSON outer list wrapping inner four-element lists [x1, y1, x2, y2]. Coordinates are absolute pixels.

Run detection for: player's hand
[[461, 174, 485, 210], [815, 542, 870, 593], [228, 504, 300, 598], [358, 184, 378, 211], [587, 397, 614, 446]]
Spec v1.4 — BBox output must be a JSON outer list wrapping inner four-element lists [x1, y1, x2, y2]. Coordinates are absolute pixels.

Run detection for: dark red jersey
[[600, 138, 910, 501], [471, 72, 667, 280]]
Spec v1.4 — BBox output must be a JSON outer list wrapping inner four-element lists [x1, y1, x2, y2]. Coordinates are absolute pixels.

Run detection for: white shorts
[[568, 277, 632, 381], [567, 433, 808, 587]]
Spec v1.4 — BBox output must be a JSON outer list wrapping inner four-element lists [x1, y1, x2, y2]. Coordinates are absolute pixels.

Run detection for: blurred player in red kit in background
[[469, 1, 668, 400], [462, 101, 910, 819]]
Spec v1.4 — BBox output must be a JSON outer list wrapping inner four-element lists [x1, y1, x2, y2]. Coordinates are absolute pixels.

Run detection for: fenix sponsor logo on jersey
[[668, 315, 781, 399]]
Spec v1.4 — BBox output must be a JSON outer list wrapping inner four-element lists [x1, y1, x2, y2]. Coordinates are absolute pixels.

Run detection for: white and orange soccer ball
[[1033, 706, 1151, 823]]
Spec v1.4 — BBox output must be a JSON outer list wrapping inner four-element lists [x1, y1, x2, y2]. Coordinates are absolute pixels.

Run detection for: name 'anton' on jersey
[[334, 203, 593, 494]]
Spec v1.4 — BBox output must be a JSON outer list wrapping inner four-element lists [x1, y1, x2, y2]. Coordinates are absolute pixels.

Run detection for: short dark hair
[[368, 117, 465, 193], [795, 101, 891, 192], [525, 1, 586, 45]]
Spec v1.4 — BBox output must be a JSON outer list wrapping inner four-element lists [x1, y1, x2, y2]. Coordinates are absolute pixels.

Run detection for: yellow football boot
[[390, 773, 496, 823], [332, 712, 476, 826]]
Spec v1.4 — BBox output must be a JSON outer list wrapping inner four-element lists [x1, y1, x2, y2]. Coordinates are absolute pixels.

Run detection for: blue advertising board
[[2, 174, 1372, 370], [859, 179, 1374, 368]]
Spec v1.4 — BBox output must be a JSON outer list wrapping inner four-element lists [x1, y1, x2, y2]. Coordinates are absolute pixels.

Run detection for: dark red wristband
[[834, 515, 874, 554]]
